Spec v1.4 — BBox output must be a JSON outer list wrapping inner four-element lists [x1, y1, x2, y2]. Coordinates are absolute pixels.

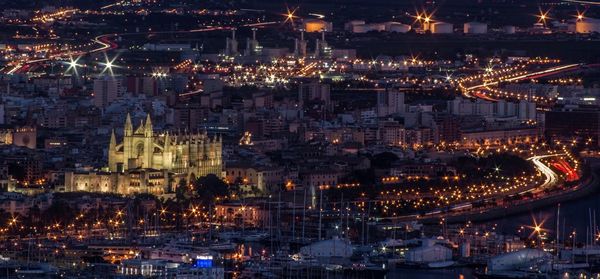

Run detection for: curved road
[[528, 153, 564, 190]]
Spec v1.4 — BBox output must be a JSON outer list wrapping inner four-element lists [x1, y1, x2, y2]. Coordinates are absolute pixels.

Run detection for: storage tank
[[303, 19, 332, 32], [503, 25, 516, 34], [386, 22, 411, 33], [366, 23, 385, 32], [344, 20, 365, 31], [430, 22, 454, 34], [463, 22, 488, 34], [576, 18, 600, 33], [352, 23, 385, 33], [352, 24, 369, 33]]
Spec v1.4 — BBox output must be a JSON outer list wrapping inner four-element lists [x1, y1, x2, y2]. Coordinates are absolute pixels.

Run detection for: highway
[[527, 153, 564, 190], [464, 64, 581, 92]]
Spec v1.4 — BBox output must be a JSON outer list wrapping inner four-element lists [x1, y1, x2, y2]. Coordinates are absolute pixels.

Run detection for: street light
[[283, 6, 298, 25], [99, 53, 119, 76], [537, 9, 550, 26], [64, 56, 83, 75]]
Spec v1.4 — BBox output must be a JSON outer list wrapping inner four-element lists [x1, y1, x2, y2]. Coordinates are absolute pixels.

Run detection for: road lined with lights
[[528, 154, 563, 190], [456, 60, 589, 105], [463, 63, 581, 92]]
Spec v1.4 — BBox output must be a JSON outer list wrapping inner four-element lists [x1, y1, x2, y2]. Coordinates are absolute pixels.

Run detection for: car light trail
[[527, 153, 565, 189]]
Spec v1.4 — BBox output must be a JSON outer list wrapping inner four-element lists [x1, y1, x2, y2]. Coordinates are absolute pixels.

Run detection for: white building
[[376, 90, 405, 117], [447, 97, 536, 120], [299, 238, 353, 259], [405, 239, 453, 263], [518, 99, 536, 121]]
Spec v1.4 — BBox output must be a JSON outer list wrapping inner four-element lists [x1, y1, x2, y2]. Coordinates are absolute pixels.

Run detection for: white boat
[[149, 247, 203, 263], [241, 232, 269, 242], [427, 260, 456, 268], [324, 264, 343, 271], [15, 263, 59, 278], [209, 241, 236, 251], [218, 231, 241, 240]]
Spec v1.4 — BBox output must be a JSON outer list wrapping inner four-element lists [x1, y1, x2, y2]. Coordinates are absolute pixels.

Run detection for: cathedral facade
[[108, 113, 223, 179], [62, 114, 223, 196]]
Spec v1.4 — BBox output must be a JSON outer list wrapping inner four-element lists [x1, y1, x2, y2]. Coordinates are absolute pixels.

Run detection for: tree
[[193, 174, 229, 203], [175, 179, 190, 203], [371, 152, 399, 169], [42, 200, 76, 226]]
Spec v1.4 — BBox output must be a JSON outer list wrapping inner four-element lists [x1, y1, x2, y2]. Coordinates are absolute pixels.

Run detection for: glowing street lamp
[[283, 6, 298, 26], [537, 9, 550, 26], [527, 217, 546, 247], [412, 10, 433, 30], [99, 53, 119, 76], [65, 56, 83, 75]]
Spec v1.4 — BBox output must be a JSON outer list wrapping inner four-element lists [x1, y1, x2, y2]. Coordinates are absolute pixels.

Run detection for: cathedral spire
[[164, 131, 170, 151], [124, 113, 133, 136], [110, 129, 116, 149], [144, 113, 153, 137], [202, 138, 208, 159]]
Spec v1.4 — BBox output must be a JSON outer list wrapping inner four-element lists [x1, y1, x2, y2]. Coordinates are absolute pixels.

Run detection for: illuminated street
[[528, 153, 563, 190]]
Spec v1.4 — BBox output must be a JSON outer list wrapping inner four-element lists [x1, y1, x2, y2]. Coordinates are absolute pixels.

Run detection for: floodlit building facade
[[108, 114, 223, 178]]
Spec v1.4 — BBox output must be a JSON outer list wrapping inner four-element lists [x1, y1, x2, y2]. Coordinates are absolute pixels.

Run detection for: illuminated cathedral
[[108, 113, 223, 178], [64, 114, 223, 195]]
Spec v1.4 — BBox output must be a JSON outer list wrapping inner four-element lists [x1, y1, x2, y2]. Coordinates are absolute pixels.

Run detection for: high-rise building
[[518, 100, 536, 121], [93, 76, 124, 108], [378, 120, 405, 146], [298, 80, 331, 107], [376, 90, 405, 117], [545, 107, 600, 146], [172, 103, 209, 130], [432, 113, 461, 143]]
